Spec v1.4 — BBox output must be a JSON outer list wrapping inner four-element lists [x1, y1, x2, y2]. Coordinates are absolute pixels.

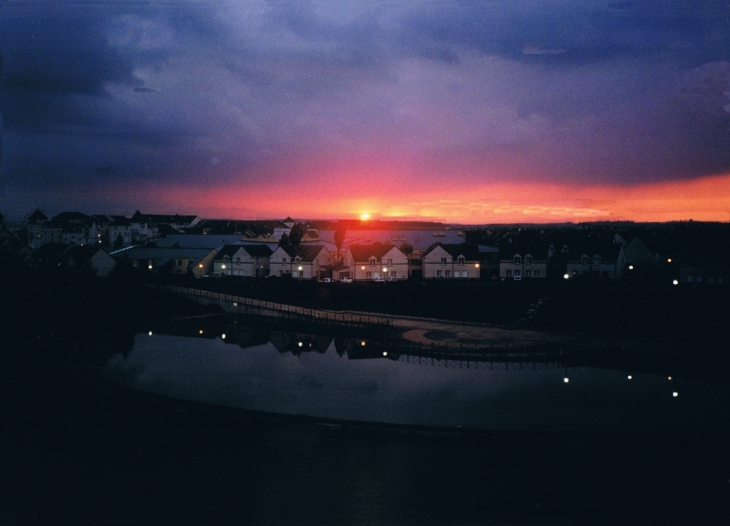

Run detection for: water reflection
[[100, 317, 730, 434]]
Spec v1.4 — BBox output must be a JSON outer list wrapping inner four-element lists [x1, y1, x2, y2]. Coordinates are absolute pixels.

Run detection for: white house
[[269, 245, 332, 279], [499, 244, 548, 280], [212, 244, 273, 277], [344, 243, 408, 281], [565, 243, 627, 280], [422, 244, 481, 279]]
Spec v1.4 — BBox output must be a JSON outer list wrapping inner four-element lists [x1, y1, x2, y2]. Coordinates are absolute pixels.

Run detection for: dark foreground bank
[[3, 354, 730, 526], [2, 273, 730, 525]]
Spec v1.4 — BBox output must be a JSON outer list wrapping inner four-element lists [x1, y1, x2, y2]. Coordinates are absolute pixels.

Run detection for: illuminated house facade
[[422, 243, 481, 279], [344, 244, 408, 281]]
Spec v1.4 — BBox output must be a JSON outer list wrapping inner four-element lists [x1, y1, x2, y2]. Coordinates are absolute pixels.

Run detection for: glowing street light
[[672, 279, 679, 285], [563, 274, 570, 280]]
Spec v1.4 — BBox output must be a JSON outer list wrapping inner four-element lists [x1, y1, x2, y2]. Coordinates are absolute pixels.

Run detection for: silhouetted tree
[[289, 223, 307, 246], [279, 232, 290, 246], [399, 241, 414, 258], [334, 224, 347, 263]]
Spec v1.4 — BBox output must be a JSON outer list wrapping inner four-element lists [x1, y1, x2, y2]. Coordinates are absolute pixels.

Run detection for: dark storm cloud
[[3, 0, 730, 216], [403, 1, 730, 65]]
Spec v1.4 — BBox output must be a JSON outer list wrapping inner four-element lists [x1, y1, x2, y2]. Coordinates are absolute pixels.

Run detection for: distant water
[[100, 323, 730, 434]]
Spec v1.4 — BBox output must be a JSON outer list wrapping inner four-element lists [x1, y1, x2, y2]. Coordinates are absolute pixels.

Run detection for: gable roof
[[567, 241, 623, 262], [423, 243, 481, 260], [60, 245, 113, 267], [279, 244, 329, 262], [348, 243, 399, 261], [26, 209, 49, 224], [213, 244, 244, 260], [241, 245, 273, 257], [122, 247, 217, 268], [499, 242, 549, 259]]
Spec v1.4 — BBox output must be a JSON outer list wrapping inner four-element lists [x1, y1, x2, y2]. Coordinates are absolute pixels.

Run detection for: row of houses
[[25, 209, 201, 249], [116, 242, 484, 281], [10, 210, 730, 284]]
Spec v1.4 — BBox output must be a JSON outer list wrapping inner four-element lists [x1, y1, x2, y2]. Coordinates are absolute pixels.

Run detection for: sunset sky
[[2, 1, 729, 223]]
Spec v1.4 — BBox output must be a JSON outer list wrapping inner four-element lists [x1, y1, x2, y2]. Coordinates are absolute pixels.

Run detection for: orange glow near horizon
[[113, 172, 730, 224]]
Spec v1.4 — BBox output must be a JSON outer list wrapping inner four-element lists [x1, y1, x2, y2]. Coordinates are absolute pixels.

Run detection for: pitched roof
[[566, 241, 623, 261], [122, 247, 217, 267], [26, 209, 49, 223], [348, 243, 399, 261], [241, 245, 273, 257], [51, 211, 92, 224], [60, 245, 113, 267], [213, 244, 244, 260], [280, 244, 328, 262], [423, 243, 481, 260]]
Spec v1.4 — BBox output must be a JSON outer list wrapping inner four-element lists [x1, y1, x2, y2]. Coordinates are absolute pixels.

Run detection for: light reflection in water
[[100, 324, 730, 434]]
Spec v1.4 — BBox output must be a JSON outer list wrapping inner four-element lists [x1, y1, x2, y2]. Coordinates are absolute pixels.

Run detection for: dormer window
[[369, 257, 376, 266], [581, 255, 589, 265], [593, 255, 601, 265], [525, 256, 532, 265], [457, 256, 465, 265], [514, 255, 522, 264], [295, 256, 301, 264]]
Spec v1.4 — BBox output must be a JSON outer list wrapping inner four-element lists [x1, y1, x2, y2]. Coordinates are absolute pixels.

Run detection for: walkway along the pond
[[151, 284, 640, 359]]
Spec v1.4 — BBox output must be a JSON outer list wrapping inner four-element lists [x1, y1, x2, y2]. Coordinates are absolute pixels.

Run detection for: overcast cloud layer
[[2, 0, 729, 217]]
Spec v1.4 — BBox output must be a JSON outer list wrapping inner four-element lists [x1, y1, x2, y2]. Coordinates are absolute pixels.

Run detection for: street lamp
[[298, 265, 303, 280]]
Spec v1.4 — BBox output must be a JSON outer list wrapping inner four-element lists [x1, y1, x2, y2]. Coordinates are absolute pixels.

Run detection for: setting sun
[[360, 213, 371, 221]]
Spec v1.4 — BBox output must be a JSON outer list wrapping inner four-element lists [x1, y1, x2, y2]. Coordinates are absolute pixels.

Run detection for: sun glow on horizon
[[90, 171, 730, 224]]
